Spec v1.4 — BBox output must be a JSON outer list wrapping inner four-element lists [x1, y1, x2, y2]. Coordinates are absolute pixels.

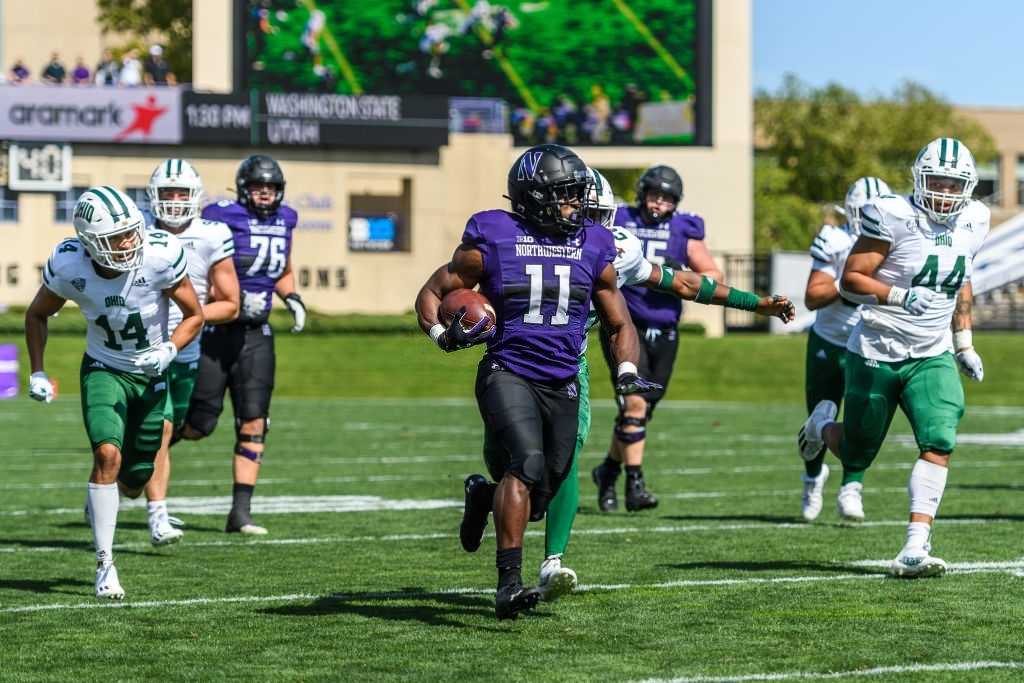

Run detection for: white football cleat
[[538, 555, 577, 602], [890, 543, 947, 579], [166, 514, 186, 528], [95, 563, 125, 600], [150, 518, 184, 546], [798, 400, 837, 462], [837, 482, 865, 522], [800, 463, 829, 522], [237, 523, 268, 535]]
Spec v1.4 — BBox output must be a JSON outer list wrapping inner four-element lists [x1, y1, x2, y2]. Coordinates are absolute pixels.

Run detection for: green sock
[[544, 453, 579, 558], [841, 468, 866, 485]]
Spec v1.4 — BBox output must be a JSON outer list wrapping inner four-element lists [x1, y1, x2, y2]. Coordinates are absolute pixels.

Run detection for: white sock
[[147, 499, 167, 519], [88, 483, 119, 565], [904, 521, 932, 551], [908, 458, 948, 518]]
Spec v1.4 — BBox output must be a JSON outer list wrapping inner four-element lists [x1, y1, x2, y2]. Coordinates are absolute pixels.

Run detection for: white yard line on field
[[632, 660, 1024, 683], [0, 517, 1018, 554], [3, 562, 1023, 614]]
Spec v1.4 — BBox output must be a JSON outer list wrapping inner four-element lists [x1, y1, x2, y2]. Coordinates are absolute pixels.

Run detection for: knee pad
[[234, 443, 264, 463], [614, 415, 647, 445], [509, 450, 544, 487], [182, 413, 216, 440], [235, 417, 268, 443]]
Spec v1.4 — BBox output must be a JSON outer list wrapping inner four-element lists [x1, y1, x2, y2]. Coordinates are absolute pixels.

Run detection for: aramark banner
[[0, 85, 182, 144]]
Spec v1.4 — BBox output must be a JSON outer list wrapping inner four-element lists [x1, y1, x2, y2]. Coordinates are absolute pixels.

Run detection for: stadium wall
[[1, 1, 751, 337]]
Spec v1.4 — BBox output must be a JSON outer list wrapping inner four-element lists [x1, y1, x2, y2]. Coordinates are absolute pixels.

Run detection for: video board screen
[[239, 0, 711, 146]]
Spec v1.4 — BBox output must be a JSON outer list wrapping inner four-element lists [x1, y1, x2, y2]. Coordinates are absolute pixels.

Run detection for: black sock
[[625, 465, 643, 481], [603, 455, 622, 472], [496, 547, 522, 587], [231, 483, 255, 517]]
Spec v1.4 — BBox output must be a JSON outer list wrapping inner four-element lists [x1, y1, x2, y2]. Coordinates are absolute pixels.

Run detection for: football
[[439, 288, 496, 332]]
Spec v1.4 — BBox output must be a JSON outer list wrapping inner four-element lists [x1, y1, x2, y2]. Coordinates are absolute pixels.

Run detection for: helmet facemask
[[586, 168, 617, 229], [81, 222, 144, 272], [912, 138, 978, 225], [147, 159, 203, 228], [532, 177, 591, 236]]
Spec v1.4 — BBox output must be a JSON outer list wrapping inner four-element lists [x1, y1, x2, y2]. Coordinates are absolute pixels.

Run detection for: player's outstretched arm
[[953, 282, 983, 382], [416, 245, 492, 351], [24, 286, 66, 402], [641, 264, 795, 323], [593, 263, 660, 395], [205, 257, 240, 325]]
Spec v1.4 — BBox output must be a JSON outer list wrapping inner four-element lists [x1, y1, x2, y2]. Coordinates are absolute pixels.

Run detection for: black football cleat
[[495, 583, 542, 620], [625, 476, 658, 512], [591, 462, 620, 512], [460, 474, 494, 552]]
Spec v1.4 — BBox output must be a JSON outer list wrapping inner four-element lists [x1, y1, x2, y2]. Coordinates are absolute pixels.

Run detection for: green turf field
[[1, 332, 1023, 681]]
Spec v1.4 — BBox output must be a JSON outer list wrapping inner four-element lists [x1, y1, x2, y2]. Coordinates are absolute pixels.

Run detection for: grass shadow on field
[[948, 483, 1024, 493], [0, 537, 158, 558], [661, 559, 883, 575], [261, 588, 540, 630], [56, 520, 225, 534], [941, 512, 1024, 522], [0, 577, 93, 595]]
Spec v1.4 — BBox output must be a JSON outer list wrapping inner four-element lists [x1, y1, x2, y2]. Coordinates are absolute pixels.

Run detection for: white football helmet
[[72, 186, 146, 272], [912, 137, 978, 224], [147, 158, 203, 228], [844, 176, 891, 236], [586, 167, 616, 229]]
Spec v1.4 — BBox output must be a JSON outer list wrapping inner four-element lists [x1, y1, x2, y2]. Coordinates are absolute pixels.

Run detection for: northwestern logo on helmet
[[517, 151, 543, 181]]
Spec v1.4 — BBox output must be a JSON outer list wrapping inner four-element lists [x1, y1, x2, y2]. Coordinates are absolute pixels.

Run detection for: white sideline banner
[[0, 85, 181, 144]]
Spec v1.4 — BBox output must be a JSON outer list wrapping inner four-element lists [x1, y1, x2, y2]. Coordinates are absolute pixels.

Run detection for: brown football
[[440, 289, 496, 332]]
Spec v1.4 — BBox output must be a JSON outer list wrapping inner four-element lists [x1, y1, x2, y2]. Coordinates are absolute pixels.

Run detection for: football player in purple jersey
[[180, 155, 307, 535], [416, 144, 659, 620], [593, 165, 724, 513]]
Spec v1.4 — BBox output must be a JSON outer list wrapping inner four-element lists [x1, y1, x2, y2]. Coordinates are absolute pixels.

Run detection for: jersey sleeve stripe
[[861, 223, 883, 238], [171, 248, 186, 270]]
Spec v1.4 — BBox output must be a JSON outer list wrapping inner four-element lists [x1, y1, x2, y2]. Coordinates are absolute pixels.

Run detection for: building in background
[[0, 0, 753, 336]]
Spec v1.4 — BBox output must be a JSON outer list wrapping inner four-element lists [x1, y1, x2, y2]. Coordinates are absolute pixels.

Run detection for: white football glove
[[954, 330, 984, 382], [283, 293, 306, 333], [134, 341, 177, 378], [29, 371, 54, 403], [888, 286, 936, 316]]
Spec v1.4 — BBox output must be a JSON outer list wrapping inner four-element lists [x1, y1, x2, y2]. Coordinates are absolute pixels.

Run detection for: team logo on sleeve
[[71, 278, 86, 292], [516, 151, 543, 181]]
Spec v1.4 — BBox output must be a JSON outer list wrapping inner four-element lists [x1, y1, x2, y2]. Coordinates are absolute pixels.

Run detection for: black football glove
[[615, 372, 662, 396], [437, 308, 495, 352]]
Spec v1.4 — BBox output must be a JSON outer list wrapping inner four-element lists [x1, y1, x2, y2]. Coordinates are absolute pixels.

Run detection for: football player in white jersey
[[489, 168, 796, 599], [24, 186, 204, 599], [143, 159, 240, 546], [799, 176, 891, 522], [799, 138, 988, 578]]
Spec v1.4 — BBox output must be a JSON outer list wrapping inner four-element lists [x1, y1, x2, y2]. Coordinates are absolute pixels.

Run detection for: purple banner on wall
[[0, 343, 18, 398]]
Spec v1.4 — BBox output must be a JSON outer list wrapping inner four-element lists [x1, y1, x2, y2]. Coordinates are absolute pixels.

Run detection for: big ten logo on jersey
[[298, 266, 347, 290]]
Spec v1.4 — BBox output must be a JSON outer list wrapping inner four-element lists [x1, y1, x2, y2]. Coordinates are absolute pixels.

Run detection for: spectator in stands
[[583, 84, 611, 144], [95, 49, 119, 86], [9, 59, 30, 83], [40, 52, 66, 84], [143, 44, 175, 85], [71, 58, 91, 85], [119, 49, 143, 87]]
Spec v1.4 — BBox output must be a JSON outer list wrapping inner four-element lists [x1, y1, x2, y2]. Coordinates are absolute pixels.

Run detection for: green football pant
[[161, 360, 199, 430], [544, 355, 591, 558], [804, 328, 848, 477], [838, 351, 964, 478], [80, 354, 168, 489]]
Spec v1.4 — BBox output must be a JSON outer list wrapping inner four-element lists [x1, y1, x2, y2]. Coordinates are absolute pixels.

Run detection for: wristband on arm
[[653, 265, 675, 292], [694, 275, 716, 304], [724, 287, 760, 312]]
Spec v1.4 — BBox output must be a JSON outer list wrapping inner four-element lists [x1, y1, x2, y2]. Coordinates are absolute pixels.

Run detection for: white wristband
[[428, 323, 445, 345], [617, 361, 638, 377], [953, 329, 973, 351], [886, 286, 908, 307]]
